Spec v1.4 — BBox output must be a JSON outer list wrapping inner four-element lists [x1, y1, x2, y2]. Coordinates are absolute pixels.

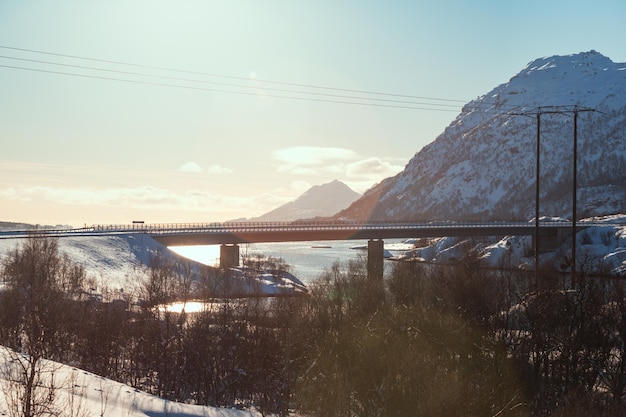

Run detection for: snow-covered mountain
[[336, 51, 626, 222], [252, 179, 360, 221]]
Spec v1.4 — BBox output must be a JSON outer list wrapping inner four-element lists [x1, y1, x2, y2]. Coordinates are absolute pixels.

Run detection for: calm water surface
[[169, 239, 406, 284]]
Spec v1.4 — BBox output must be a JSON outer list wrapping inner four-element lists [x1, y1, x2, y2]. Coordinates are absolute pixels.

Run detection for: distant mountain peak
[[524, 50, 611, 71], [253, 180, 360, 222]]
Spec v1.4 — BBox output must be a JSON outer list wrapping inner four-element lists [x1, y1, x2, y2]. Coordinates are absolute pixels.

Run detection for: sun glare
[[160, 301, 207, 314], [169, 245, 221, 266]]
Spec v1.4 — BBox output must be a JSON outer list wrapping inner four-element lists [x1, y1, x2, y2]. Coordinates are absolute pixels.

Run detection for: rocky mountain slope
[[335, 51, 626, 222], [252, 179, 360, 221]]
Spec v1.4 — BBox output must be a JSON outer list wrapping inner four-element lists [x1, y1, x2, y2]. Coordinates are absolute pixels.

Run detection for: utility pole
[[512, 105, 595, 287], [535, 111, 541, 282], [572, 109, 578, 280]]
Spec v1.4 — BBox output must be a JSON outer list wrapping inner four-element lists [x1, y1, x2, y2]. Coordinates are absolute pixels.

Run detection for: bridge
[[0, 220, 580, 244], [0, 220, 597, 279]]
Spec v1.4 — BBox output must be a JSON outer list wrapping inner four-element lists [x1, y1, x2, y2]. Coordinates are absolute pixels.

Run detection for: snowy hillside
[[0, 347, 260, 417], [398, 215, 626, 276], [0, 233, 159, 298], [336, 51, 626, 221], [0, 230, 306, 299]]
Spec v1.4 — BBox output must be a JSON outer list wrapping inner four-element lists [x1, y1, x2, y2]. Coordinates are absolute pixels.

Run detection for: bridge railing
[[91, 219, 573, 235], [3, 219, 625, 240]]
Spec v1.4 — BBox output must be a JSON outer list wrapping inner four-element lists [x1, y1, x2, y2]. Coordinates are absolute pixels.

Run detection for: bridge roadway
[[2, 220, 614, 279], [0, 220, 592, 245]]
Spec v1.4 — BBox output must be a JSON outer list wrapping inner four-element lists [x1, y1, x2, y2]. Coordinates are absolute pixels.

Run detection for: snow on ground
[[0, 233, 176, 299], [400, 215, 626, 275], [0, 347, 260, 417], [406, 236, 476, 264], [480, 216, 626, 274], [384, 239, 420, 252], [0, 228, 295, 416], [0, 230, 307, 300], [231, 268, 308, 295]]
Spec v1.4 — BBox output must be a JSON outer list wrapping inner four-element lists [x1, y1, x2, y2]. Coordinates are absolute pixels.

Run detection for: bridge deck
[[0, 221, 602, 246]]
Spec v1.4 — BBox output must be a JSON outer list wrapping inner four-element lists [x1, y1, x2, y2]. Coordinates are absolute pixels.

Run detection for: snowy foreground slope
[[0, 348, 260, 417]]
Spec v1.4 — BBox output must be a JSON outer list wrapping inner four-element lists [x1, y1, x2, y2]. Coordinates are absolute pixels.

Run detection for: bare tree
[[0, 237, 86, 417], [0, 351, 64, 417]]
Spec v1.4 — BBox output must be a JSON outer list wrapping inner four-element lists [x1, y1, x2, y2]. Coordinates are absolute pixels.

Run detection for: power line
[[0, 45, 591, 115], [0, 54, 462, 110], [0, 45, 468, 105], [0, 63, 463, 112]]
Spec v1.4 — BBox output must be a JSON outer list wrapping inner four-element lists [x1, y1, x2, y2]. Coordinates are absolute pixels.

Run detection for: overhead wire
[[0, 54, 462, 110], [0, 63, 468, 112], [0, 45, 505, 112], [0, 45, 468, 104], [2, 47, 611, 161], [0, 45, 540, 115]]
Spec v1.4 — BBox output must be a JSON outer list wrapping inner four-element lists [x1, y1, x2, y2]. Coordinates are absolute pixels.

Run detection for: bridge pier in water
[[219, 240, 386, 278], [220, 244, 240, 268], [367, 239, 384, 280]]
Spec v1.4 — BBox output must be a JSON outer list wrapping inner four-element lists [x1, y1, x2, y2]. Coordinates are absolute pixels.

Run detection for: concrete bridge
[[1, 220, 591, 279], [145, 220, 577, 278]]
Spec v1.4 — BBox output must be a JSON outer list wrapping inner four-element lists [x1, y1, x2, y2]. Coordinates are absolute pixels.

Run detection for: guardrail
[[91, 220, 552, 235], [0, 219, 626, 240], [2, 219, 624, 241]]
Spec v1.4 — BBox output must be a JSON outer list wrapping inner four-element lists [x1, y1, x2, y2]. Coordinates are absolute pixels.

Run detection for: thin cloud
[[0, 185, 287, 216], [276, 165, 317, 176], [178, 162, 204, 173], [273, 146, 359, 177], [270, 146, 404, 193], [272, 146, 357, 165], [0, 187, 21, 200], [346, 157, 404, 179], [178, 162, 233, 175], [206, 164, 234, 175]]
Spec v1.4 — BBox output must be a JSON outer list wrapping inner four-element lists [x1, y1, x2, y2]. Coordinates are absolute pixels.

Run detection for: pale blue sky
[[1, 0, 625, 225]]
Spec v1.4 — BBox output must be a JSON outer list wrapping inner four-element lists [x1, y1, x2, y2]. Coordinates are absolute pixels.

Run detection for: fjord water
[[169, 240, 386, 284]]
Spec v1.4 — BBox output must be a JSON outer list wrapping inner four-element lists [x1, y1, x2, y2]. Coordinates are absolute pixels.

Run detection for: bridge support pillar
[[532, 228, 568, 254], [220, 244, 240, 269], [367, 239, 384, 280]]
